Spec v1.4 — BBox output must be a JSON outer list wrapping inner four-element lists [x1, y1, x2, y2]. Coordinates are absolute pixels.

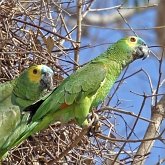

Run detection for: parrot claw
[[87, 110, 101, 137]]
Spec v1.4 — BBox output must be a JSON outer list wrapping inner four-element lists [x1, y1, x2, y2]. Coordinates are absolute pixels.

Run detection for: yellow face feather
[[27, 65, 43, 83]]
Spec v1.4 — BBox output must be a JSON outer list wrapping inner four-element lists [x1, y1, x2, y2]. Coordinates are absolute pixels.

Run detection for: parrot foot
[[87, 110, 101, 137]]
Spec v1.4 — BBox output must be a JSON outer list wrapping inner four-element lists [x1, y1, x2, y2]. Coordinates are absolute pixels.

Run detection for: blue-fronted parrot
[[0, 65, 53, 159], [0, 36, 149, 157]]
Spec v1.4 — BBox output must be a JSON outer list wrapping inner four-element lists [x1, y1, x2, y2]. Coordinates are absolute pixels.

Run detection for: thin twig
[[12, 18, 77, 43], [100, 106, 154, 123]]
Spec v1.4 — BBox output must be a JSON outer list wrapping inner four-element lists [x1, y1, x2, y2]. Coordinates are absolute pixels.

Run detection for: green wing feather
[[0, 106, 20, 146], [32, 62, 106, 121], [0, 80, 19, 147], [0, 80, 15, 103]]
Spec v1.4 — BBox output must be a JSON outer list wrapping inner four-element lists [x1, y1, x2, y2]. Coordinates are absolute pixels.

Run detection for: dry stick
[[89, 4, 122, 12], [82, 24, 165, 31], [81, 0, 94, 18], [117, 8, 137, 36], [47, 124, 92, 165], [66, 1, 94, 68], [60, 14, 76, 49], [12, 18, 77, 43], [132, 96, 165, 165], [74, 0, 82, 71], [59, 15, 80, 67], [95, 133, 164, 143], [62, 0, 94, 60], [89, 3, 157, 12], [111, 96, 147, 165], [153, 52, 164, 105], [100, 106, 154, 123]]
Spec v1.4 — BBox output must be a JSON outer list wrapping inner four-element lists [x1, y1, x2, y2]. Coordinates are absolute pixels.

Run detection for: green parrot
[[29, 36, 149, 127], [0, 65, 53, 158], [0, 36, 149, 157]]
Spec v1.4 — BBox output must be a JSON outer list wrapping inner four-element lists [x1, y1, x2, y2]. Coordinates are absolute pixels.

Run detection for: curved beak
[[40, 72, 53, 90], [133, 45, 150, 60]]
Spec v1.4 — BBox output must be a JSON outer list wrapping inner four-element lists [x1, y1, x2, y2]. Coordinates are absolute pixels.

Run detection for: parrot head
[[110, 36, 150, 66], [126, 36, 150, 60], [12, 65, 54, 109], [27, 65, 54, 90]]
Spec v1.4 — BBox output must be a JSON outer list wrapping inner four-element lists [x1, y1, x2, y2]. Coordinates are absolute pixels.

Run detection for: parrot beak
[[133, 45, 150, 60], [40, 72, 53, 90]]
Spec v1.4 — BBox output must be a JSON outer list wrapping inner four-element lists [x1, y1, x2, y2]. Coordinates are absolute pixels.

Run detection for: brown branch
[[95, 133, 164, 143], [117, 8, 137, 36], [47, 123, 92, 165], [12, 18, 77, 43], [74, 0, 82, 70], [100, 106, 154, 123], [132, 95, 165, 165], [111, 96, 147, 164]]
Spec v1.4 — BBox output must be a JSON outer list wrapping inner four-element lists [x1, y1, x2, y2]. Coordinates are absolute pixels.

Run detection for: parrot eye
[[33, 69, 38, 74], [130, 37, 136, 42]]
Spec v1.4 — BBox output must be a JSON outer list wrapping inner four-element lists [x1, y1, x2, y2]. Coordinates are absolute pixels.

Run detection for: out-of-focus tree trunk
[[156, 1, 165, 47]]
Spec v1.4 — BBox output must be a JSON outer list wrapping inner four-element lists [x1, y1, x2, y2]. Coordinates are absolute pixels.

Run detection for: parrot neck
[[95, 43, 134, 68], [11, 76, 42, 110]]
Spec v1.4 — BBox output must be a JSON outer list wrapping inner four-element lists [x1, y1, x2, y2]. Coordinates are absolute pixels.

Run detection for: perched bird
[[0, 65, 53, 158], [0, 36, 149, 157], [30, 36, 149, 127]]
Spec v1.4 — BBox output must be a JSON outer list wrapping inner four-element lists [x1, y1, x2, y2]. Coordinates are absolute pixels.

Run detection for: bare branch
[[132, 96, 165, 165], [74, 0, 82, 70]]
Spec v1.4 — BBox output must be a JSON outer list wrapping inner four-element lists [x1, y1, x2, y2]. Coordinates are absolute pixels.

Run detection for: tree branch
[[132, 95, 165, 165], [74, 0, 82, 70]]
